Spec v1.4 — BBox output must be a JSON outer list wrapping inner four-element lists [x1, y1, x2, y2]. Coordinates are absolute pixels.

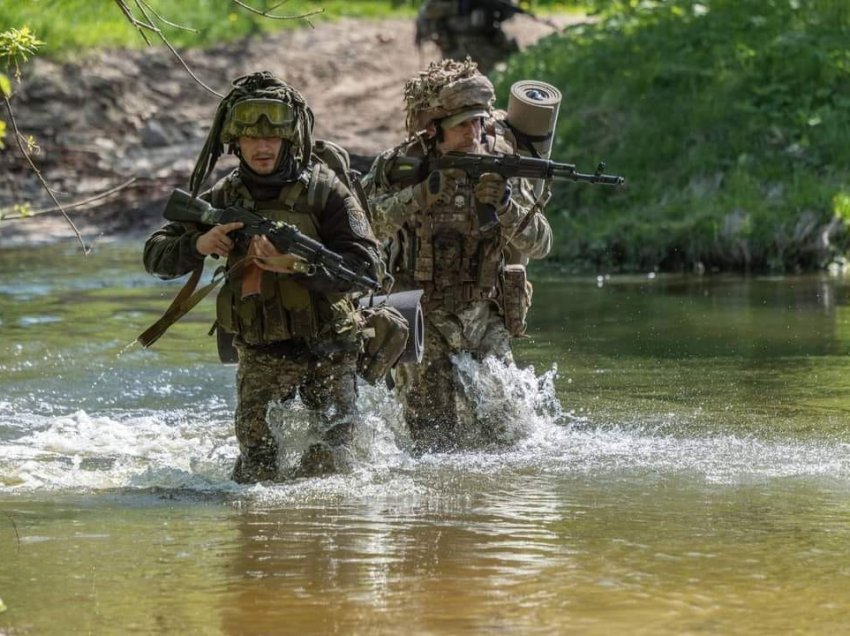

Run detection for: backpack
[[310, 139, 374, 223]]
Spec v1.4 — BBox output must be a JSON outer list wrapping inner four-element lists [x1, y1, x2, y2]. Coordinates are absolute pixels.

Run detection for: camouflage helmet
[[190, 71, 315, 195], [403, 58, 495, 135]]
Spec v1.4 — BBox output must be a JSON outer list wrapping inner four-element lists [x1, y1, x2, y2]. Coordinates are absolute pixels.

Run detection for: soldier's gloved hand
[[412, 169, 463, 209], [474, 172, 512, 212]]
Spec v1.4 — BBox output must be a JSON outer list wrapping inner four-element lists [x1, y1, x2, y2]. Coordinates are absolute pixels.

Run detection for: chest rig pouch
[[213, 170, 356, 348], [413, 176, 503, 312]]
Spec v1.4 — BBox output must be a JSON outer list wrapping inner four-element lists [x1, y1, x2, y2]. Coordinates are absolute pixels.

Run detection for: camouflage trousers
[[394, 300, 512, 453], [231, 345, 358, 483]]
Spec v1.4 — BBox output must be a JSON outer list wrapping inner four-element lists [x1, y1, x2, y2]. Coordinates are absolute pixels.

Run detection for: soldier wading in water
[[143, 72, 383, 483], [362, 58, 552, 452]]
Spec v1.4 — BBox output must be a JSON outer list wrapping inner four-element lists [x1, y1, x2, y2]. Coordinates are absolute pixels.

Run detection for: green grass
[[0, 0, 418, 57], [1, 1, 586, 57]]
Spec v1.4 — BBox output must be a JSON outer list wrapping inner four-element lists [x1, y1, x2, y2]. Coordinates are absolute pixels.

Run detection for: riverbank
[[0, 14, 571, 249]]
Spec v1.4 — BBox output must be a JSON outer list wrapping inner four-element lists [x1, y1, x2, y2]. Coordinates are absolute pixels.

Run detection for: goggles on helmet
[[230, 98, 295, 128]]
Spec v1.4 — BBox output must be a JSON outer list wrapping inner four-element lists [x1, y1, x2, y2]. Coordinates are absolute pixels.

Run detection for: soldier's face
[[438, 118, 483, 154], [238, 136, 284, 174]]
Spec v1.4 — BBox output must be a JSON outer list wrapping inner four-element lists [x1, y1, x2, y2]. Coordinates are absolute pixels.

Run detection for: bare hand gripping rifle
[[384, 151, 625, 230], [137, 189, 382, 351], [163, 188, 382, 293]]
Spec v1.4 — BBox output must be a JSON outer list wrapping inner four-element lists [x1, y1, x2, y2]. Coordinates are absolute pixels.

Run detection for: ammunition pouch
[[357, 306, 409, 385], [357, 290, 425, 384], [432, 230, 464, 290], [216, 323, 239, 364], [501, 264, 532, 337]]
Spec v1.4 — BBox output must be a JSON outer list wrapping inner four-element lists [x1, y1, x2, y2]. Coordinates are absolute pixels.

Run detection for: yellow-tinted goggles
[[230, 99, 294, 128]]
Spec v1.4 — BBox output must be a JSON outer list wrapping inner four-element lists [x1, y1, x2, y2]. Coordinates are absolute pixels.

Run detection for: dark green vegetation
[[5, 1, 846, 273], [499, 0, 850, 272]]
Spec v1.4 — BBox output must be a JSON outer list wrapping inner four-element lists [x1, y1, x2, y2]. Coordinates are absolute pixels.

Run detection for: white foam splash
[[453, 353, 568, 447], [3, 358, 850, 497], [1, 408, 236, 492]]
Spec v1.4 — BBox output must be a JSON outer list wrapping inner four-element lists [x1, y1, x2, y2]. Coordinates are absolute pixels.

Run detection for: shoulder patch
[[346, 198, 375, 240]]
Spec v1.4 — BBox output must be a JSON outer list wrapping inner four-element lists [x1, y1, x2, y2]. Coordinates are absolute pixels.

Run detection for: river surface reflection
[[1, 242, 849, 634]]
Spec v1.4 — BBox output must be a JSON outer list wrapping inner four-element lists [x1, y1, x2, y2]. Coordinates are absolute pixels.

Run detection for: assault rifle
[[386, 152, 625, 187], [384, 152, 625, 231], [163, 188, 381, 293]]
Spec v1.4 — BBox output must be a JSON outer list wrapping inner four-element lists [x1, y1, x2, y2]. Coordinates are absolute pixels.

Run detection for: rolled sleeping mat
[[359, 289, 425, 363], [506, 80, 562, 161], [219, 289, 426, 365]]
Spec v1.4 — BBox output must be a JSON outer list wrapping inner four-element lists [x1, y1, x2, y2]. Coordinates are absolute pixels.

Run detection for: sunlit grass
[[0, 0, 417, 57]]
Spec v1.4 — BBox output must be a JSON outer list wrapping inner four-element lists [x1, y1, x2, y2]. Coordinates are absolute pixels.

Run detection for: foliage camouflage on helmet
[[403, 58, 495, 135], [190, 71, 315, 196]]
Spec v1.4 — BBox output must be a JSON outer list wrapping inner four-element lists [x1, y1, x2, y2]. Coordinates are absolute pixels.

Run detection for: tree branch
[[0, 177, 138, 220], [1, 93, 88, 252], [112, 0, 222, 98], [231, 0, 322, 25]]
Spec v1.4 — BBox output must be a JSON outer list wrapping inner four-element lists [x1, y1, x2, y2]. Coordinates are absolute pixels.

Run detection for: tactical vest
[[399, 129, 517, 314], [211, 166, 358, 346]]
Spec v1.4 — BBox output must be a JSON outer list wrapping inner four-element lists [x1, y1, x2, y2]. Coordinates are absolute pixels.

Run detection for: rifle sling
[[137, 258, 250, 349], [504, 122, 551, 158]]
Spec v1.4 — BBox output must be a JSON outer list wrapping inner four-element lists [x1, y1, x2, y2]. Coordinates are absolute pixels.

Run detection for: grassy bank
[[498, 0, 850, 273], [0, 1, 417, 57], [0, 1, 584, 57]]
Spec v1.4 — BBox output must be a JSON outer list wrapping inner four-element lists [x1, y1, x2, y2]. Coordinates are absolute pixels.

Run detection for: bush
[[497, 0, 850, 272]]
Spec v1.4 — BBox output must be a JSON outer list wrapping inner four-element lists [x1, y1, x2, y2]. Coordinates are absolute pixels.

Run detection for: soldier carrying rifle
[[362, 58, 553, 452], [142, 72, 384, 483], [363, 58, 623, 453]]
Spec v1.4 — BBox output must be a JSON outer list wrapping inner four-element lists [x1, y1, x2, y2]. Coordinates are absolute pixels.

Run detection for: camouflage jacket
[[143, 163, 382, 346], [361, 119, 551, 313]]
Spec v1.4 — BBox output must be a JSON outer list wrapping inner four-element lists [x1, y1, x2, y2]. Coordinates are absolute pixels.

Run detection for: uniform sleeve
[[497, 176, 552, 260], [143, 221, 207, 279], [142, 189, 218, 279], [295, 178, 385, 293], [361, 151, 422, 241]]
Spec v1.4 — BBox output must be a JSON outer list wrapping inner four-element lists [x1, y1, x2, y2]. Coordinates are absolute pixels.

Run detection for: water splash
[[0, 407, 235, 492], [4, 356, 850, 497], [453, 353, 567, 448], [89, 340, 143, 391]]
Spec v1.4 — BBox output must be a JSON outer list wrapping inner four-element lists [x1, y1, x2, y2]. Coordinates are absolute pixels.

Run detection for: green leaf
[[0, 72, 9, 98], [832, 191, 850, 221]]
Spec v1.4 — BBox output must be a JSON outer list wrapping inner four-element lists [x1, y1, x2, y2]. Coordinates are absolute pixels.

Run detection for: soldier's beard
[[239, 149, 298, 200]]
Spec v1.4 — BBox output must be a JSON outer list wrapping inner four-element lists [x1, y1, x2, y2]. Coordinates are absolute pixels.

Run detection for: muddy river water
[[1, 241, 849, 634]]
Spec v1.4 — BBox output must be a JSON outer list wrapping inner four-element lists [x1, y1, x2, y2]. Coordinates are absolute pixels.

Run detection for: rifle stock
[[162, 189, 381, 293]]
